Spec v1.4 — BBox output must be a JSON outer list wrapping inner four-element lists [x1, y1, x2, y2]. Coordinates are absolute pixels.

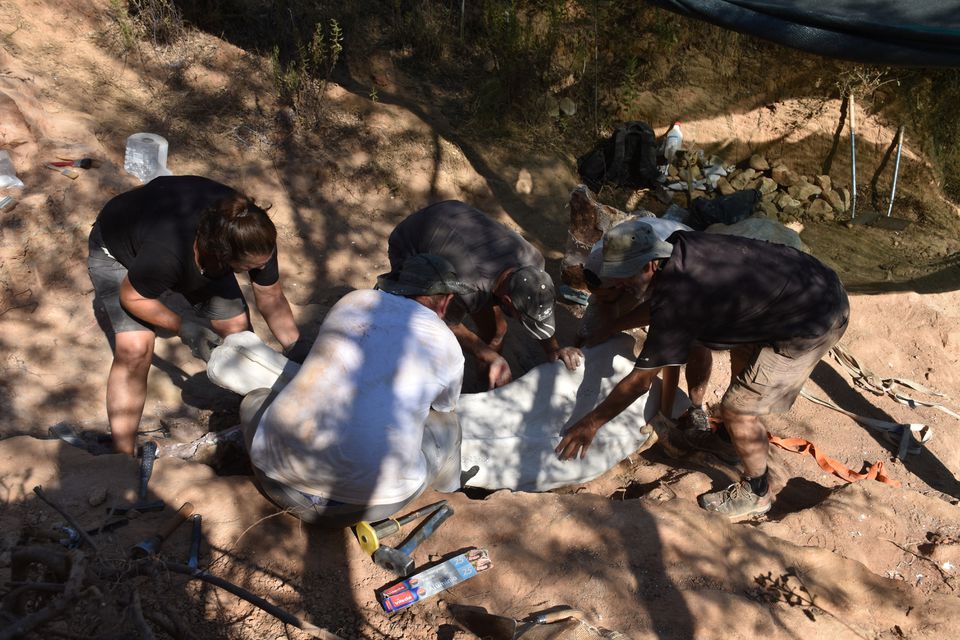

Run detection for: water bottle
[[663, 122, 683, 163], [123, 133, 172, 183]]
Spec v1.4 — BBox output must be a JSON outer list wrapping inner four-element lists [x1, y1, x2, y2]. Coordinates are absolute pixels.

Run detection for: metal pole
[[460, 1, 465, 40], [849, 94, 857, 219], [887, 125, 905, 217]]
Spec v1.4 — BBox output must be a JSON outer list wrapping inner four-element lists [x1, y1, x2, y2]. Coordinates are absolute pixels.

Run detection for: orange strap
[[767, 434, 900, 488]]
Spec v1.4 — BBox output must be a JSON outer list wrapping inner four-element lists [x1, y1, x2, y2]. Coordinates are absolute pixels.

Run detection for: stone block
[[749, 154, 770, 171], [758, 177, 779, 195], [728, 168, 757, 191], [771, 164, 797, 187], [808, 198, 835, 218], [824, 188, 845, 212], [774, 192, 801, 209], [716, 177, 736, 196], [788, 182, 822, 201], [758, 201, 779, 218]]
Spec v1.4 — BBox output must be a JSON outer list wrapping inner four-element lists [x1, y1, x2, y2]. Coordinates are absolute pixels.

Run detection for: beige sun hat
[[599, 220, 675, 279]]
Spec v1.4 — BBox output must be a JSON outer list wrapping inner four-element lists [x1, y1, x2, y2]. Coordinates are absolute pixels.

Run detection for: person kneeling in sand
[[240, 254, 471, 528]]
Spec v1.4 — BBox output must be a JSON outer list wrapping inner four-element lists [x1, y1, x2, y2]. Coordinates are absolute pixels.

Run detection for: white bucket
[[123, 133, 172, 183]]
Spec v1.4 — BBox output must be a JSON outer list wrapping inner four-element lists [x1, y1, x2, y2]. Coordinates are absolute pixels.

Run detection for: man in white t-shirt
[[241, 254, 471, 528]]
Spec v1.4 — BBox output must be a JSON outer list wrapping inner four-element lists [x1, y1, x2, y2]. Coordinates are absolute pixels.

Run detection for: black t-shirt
[[96, 176, 279, 299], [635, 231, 846, 369], [387, 200, 544, 314]]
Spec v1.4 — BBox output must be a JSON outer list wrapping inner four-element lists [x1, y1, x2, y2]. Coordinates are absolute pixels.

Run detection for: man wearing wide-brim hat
[[240, 254, 473, 527], [556, 220, 849, 519]]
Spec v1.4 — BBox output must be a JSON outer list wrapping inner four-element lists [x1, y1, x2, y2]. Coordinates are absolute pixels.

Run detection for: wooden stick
[[128, 589, 156, 640], [32, 486, 100, 554], [158, 561, 341, 638], [0, 592, 77, 640]]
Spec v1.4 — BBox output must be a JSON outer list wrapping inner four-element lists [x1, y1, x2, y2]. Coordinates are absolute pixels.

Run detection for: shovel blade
[[869, 216, 911, 231], [449, 604, 518, 640], [851, 211, 880, 226]]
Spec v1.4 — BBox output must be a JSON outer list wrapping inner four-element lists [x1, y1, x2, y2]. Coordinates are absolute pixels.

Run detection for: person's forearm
[[578, 368, 656, 432], [255, 287, 300, 349], [451, 322, 499, 363], [540, 336, 560, 355], [120, 279, 180, 332], [611, 301, 651, 333]]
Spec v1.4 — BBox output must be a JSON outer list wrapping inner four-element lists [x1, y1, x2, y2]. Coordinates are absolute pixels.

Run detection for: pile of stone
[[670, 153, 851, 223], [559, 184, 807, 290]]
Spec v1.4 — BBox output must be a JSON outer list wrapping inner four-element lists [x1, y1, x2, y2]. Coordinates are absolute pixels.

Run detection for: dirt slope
[[1, 2, 959, 639]]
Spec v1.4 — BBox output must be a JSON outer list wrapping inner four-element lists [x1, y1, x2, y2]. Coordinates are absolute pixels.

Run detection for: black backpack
[[577, 121, 659, 192]]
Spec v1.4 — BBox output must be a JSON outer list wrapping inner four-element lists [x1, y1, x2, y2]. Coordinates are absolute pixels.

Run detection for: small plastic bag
[[0, 150, 25, 188]]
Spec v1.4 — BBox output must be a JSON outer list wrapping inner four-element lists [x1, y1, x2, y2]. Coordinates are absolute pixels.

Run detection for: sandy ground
[[1, 2, 960, 639]]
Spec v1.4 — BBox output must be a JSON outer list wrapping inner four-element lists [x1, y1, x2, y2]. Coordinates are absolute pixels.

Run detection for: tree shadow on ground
[[809, 361, 960, 501]]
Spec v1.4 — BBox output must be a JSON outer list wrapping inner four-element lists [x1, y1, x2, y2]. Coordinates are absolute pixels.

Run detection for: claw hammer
[[131, 502, 195, 558], [372, 504, 453, 577]]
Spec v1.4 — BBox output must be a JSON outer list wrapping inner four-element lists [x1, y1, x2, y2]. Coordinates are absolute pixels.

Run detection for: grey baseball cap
[[377, 254, 473, 297], [600, 221, 674, 279], [508, 266, 556, 340]]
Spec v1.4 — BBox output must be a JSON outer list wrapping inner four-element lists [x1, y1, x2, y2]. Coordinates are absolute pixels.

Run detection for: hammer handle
[[372, 499, 448, 538], [138, 441, 158, 500], [156, 502, 195, 542], [397, 504, 453, 555]]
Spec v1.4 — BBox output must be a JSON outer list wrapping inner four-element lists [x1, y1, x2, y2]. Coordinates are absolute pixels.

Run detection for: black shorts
[[87, 224, 247, 333]]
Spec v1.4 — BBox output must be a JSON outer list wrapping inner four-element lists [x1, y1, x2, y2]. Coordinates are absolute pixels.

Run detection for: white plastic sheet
[[206, 331, 300, 395], [458, 334, 688, 491]]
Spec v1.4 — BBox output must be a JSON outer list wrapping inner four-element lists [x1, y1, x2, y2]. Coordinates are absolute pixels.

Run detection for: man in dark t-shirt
[[556, 220, 849, 518], [88, 176, 302, 455], [387, 200, 582, 389]]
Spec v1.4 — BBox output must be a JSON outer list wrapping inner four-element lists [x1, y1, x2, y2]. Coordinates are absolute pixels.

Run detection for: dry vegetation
[[2, 2, 960, 639]]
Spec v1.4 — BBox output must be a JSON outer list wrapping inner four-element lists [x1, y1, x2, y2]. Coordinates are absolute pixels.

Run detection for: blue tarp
[[649, 0, 960, 67]]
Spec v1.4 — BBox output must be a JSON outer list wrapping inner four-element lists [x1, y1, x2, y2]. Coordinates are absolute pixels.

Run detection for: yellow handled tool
[[354, 500, 446, 555]]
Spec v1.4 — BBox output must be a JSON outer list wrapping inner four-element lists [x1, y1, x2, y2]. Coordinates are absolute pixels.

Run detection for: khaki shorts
[[722, 301, 849, 416]]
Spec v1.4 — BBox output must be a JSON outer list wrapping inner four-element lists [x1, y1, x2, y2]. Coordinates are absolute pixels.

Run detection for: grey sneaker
[[680, 427, 741, 465], [699, 481, 772, 519]]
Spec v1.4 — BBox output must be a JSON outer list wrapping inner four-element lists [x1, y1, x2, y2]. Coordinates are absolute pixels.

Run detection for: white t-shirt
[[250, 289, 465, 505]]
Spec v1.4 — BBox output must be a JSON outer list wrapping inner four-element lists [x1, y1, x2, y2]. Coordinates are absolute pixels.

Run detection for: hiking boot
[[699, 481, 772, 519], [680, 427, 741, 465]]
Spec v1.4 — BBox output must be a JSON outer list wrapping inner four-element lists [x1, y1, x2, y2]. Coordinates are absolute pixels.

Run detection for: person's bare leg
[[210, 312, 249, 339], [685, 346, 713, 408], [699, 405, 772, 516], [719, 406, 768, 478], [660, 366, 680, 418], [106, 330, 155, 456]]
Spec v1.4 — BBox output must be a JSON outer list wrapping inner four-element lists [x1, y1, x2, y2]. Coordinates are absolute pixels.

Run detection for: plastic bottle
[[0, 150, 25, 188], [663, 122, 683, 164], [123, 133, 172, 183]]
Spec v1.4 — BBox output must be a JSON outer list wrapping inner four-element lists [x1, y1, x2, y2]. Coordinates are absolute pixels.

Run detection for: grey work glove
[[179, 321, 223, 361], [282, 336, 314, 364]]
